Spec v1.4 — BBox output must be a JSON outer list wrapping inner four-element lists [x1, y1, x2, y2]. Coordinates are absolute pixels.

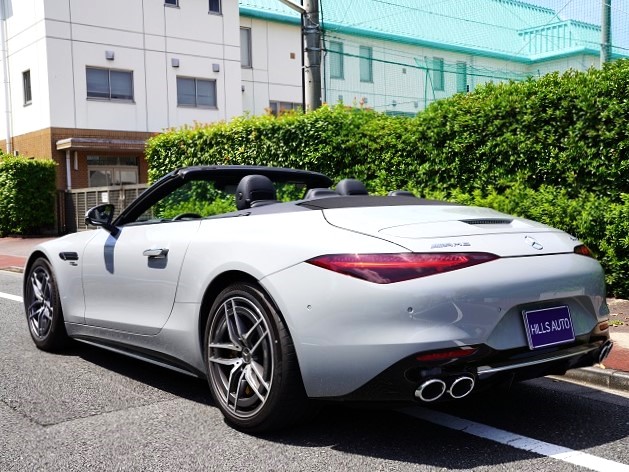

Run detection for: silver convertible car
[[24, 165, 613, 432]]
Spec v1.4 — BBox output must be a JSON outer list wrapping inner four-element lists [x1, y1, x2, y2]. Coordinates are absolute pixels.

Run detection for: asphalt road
[[2, 270, 629, 472]]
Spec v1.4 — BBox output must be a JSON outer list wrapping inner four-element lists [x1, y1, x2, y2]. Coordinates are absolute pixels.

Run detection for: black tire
[[204, 282, 308, 433], [24, 257, 69, 351]]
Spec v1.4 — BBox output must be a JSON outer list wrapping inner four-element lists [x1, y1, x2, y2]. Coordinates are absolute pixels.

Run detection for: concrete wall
[[240, 17, 302, 115]]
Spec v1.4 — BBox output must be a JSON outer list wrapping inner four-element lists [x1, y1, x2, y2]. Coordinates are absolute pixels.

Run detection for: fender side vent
[[461, 218, 513, 225]]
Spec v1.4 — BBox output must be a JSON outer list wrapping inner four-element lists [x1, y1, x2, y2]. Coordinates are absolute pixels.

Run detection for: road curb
[[563, 366, 629, 392]]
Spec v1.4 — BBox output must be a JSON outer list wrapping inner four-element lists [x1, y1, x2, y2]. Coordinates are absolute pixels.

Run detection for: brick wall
[[2, 127, 156, 190]]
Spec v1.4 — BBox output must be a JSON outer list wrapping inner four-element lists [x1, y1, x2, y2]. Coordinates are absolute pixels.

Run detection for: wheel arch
[[197, 270, 303, 375], [197, 270, 284, 354], [23, 250, 49, 296]]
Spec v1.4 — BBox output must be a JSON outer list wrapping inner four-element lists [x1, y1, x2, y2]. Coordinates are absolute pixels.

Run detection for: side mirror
[[85, 204, 118, 235]]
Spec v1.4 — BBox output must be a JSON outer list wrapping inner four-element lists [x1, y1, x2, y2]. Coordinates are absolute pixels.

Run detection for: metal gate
[[66, 184, 148, 232]]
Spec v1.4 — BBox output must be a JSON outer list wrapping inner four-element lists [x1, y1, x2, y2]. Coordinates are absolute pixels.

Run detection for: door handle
[[143, 248, 169, 259]]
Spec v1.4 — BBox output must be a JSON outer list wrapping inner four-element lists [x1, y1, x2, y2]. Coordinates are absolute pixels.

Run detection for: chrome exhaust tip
[[448, 375, 475, 399], [598, 340, 614, 364], [415, 378, 447, 402]]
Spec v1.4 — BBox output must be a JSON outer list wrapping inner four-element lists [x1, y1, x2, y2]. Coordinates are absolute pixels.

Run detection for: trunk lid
[[322, 205, 580, 257]]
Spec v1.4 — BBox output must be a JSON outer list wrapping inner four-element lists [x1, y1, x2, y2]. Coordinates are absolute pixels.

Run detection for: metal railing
[[66, 184, 148, 232]]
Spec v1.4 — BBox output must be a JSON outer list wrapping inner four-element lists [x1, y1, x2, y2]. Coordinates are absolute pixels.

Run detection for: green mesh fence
[[319, 0, 629, 115]]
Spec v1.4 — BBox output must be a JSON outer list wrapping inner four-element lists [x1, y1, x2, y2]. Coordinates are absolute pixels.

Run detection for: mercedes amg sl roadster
[[24, 165, 613, 432]]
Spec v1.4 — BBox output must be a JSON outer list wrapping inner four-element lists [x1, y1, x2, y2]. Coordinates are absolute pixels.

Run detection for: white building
[[0, 0, 242, 196]]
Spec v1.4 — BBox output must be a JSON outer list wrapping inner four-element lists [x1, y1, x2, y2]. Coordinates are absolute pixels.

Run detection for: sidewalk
[[1, 235, 628, 391], [0, 236, 56, 272]]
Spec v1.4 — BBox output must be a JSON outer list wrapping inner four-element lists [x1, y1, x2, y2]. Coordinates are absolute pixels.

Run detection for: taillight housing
[[574, 244, 595, 258], [306, 252, 499, 284], [416, 347, 478, 363]]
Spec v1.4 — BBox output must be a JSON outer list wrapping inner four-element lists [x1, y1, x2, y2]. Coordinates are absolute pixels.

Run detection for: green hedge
[[0, 156, 57, 236], [147, 60, 629, 198], [145, 59, 629, 297], [427, 185, 629, 295]]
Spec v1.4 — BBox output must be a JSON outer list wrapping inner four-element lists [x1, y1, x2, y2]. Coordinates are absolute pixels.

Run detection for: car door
[[81, 220, 201, 335]]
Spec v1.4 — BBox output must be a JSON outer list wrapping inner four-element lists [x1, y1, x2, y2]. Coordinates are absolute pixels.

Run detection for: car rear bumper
[[321, 336, 612, 403]]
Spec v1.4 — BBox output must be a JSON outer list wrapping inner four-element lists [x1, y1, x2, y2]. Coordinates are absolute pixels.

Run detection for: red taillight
[[306, 252, 499, 284], [574, 244, 595, 258], [416, 347, 478, 362]]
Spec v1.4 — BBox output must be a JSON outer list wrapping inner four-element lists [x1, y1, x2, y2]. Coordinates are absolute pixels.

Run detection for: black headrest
[[304, 188, 338, 199], [336, 178, 368, 196], [235, 174, 277, 210], [388, 190, 416, 197]]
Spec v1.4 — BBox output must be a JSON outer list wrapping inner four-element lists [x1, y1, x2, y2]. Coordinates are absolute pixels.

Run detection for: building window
[[209, 0, 221, 13], [165, 0, 178, 5], [456, 61, 467, 93], [23, 70, 32, 106], [177, 77, 217, 108], [269, 101, 300, 116], [359, 46, 373, 83], [86, 67, 134, 100], [87, 156, 139, 187], [432, 57, 444, 91], [240, 28, 252, 68], [329, 41, 344, 79]]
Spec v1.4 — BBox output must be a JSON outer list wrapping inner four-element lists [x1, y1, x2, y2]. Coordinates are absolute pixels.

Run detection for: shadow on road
[[64, 342, 213, 405], [66, 341, 629, 469]]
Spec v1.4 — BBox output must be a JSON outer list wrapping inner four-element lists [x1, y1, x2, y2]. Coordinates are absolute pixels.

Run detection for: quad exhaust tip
[[598, 340, 613, 364], [415, 375, 476, 402], [448, 375, 475, 399], [415, 378, 447, 402]]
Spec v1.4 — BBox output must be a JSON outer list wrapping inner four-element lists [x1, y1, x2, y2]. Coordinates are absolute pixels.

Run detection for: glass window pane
[[456, 62, 467, 93], [240, 28, 251, 67], [86, 68, 110, 98], [359, 46, 372, 82], [329, 41, 343, 79], [196, 79, 216, 107], [209, 0, 220, 13], [114, 169, 138, 185], [23, 70, 32, 104], [432, 57, 444, 91], [89, 169, 112, 187], [110, 70, 133, 100], [177, 77, 196, 106]]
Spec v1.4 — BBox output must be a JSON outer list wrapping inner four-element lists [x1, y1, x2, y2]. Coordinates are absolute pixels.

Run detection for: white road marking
[[0, 291, 22, 302], [405, 407, 629, 472]]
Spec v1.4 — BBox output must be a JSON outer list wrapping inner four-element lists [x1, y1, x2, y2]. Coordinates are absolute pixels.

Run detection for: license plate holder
[[523, 306, 575, 350]]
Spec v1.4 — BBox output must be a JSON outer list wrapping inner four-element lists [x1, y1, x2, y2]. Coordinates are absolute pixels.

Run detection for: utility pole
[[0, 0, 12, 154], [302, 0, 322, 110], [601, 0, 612, 66], [276, 0, 322, 110]]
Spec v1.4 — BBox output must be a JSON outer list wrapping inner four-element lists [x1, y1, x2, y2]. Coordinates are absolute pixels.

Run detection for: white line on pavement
[[0, 291, 22, 302], [405, 407, 629, 472]]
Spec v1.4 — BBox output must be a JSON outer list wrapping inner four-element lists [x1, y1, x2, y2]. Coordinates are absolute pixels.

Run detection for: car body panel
[[263, 252, 605, 397], [81, 220, 201, 334], [323, 205, 574, 257], [26, 231, 99, 324], [174, 210, 407, 304]]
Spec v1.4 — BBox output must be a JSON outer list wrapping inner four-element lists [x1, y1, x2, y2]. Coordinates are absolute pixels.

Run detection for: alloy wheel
[[207, 295, 274, 419], [27, 265, 54, 339]]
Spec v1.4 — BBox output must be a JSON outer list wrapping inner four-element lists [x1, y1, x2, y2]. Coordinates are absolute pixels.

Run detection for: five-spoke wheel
[[24, 258, 68, 350], [205, 283, 307, 432]]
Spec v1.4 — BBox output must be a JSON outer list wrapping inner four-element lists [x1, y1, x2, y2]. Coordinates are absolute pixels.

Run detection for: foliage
[[426, 184, 629, 296], [0, 156, 57, 236]]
